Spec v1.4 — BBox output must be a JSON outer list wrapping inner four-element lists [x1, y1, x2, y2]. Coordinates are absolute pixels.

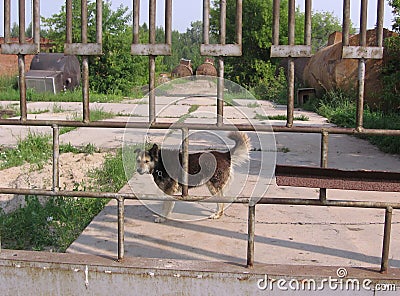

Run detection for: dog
[[134, 131, 250, 222]]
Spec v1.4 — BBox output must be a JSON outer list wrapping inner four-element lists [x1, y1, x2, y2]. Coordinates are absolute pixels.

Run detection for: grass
[[59, 108, 115, 135], [0, 132, 52, 170], [0, 143, 136, 251], [304, 90, 400, 154], [254, 113, 309, 121], [0, 75, 128, 103]]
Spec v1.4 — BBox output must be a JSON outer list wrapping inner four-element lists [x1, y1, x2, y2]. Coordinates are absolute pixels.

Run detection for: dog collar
[[155, 170, 163, 177]]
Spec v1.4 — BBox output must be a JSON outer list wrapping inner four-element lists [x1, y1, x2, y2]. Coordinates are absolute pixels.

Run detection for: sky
[[0, 0, 396, 36]]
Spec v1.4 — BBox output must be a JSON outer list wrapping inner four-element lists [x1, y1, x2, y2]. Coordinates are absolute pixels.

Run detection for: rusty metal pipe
[[18, 55, 27, 122], [342, 0, 351, 46], [82, 56, 90, 123], [247, 205, 255, 268], [52, 125, 60, 192], [376, 0, 384, 47], [288, 0, 295, 46], [287, 58, 295, 128], [81, 0, 88, 43], [360, 0, 368, 47], [118, 197, 125, 261], [220, 0, 227, 44], [4, 0, 11, 43], [133, 0, 140, 44], [1, 119, 400, 136], [203, 0, 210, 44], [272, 0, 280, 45], [217, 58, 224, 126], [149, 56, 156, 123], [304, 0, 312, 45], [380, 206, 393, 273], [66, 0, 73, 43], [18, 0, 25, 43], [181, 128, 189, 197], [33, 0, 40, 45], [96, 0, 103, 44], [356, 58, 366, 130], [319, 130, 329, 202], [235, 0, 243, 45], [149, 0, 156, 44], [165, 0, 172, 45]]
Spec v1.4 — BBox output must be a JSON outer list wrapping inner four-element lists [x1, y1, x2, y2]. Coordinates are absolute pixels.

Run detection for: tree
[[42, 0, 149, 95], [382, 0, 400, 109]]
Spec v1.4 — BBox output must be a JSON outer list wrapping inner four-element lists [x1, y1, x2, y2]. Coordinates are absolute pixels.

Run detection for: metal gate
[[1, 0, 399, 274]]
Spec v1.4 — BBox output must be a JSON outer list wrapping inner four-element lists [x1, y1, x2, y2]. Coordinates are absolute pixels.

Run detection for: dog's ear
[[134, 148, 141, 154], [149, 144, 159, 159]]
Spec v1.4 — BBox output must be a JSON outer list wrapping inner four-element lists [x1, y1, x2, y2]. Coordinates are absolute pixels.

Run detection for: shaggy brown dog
[[134, 131, 250, 222]]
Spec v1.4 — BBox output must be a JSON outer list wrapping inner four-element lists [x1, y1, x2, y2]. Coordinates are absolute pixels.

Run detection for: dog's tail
[[228, 131, 251, 166]]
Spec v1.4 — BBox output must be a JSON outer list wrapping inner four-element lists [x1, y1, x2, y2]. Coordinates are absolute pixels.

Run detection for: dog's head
[[134, 144, 159, 175]]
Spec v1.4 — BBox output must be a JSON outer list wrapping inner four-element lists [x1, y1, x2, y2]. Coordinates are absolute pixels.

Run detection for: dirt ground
[[0, 152, 107, 213]]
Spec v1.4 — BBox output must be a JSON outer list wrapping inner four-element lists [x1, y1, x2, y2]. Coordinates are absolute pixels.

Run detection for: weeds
[[254, 113, 309, 121]]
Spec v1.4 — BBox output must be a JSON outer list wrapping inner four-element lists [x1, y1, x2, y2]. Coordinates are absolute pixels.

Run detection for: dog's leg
[[210, 202, 224, 219], [154, 200, 175, 223]]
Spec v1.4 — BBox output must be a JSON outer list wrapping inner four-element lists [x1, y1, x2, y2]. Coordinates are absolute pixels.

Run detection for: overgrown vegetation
[[0, 139, 134, 251], [304, 90, 400, 154]]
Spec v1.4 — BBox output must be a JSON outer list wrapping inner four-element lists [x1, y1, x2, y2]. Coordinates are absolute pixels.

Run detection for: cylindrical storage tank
[[303, 29, 396, 108]]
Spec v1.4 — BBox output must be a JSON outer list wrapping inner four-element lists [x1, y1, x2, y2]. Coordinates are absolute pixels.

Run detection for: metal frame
[[0, 0, 397, 274]]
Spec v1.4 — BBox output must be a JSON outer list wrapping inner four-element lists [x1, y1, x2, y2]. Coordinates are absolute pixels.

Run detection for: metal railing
[[0, 0, 398, 274]]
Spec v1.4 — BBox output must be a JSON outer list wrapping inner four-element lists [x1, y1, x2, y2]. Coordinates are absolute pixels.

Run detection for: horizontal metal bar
[[64, 43, 102, 55], [200, 44, 242, 56], [131, 44, 171, 56], [1, 43, 39, 55], [342, 46, 383, 59], [270, 45, 312, 58], [0, 187, 400, 209], [0, 119, 400, 135], [276, 165, 400, 192]]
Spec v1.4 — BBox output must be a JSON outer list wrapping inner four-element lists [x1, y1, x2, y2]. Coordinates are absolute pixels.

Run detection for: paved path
[[1, 86, 400, 268]]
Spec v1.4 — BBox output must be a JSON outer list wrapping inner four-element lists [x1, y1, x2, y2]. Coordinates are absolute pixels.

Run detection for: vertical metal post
[[304, 0, 312, 46], [66, 0, 73, 44], [19, 0, 26, 43], [380, 207, 393, 273], [52, 125, 60, 192], [355, 0, 368, 131], [235, 0, 243, 45], [149, 0, 156, 123], [203, 0, 210, 44], [18, 54, 27, 122], [319, 130, 329, 202], [165, 0, 172, 45], [247, 205, 256, 268], [33, 0, 40, 45], [118, 197, 125, 261], [96, 0, 103, 44], [181, 128, 189, 197], [217, 0, 226, 127], [4, 0, 11, 43], [133, 0, 140, 44], [286, 0, 295, 128], [342, 0, 351, 46], [272, 0, 280, 45], [376, 0, 384, 47], [81, 0, 90, 123]]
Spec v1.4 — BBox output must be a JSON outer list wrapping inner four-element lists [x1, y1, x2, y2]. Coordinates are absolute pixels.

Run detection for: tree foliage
[[210, 0, 350, 101], [42, 0, 150, 95]]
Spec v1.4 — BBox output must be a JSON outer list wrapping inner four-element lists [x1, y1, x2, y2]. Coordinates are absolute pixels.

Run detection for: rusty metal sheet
[[275, 165, 400, 192], [64, 43, 102, 55], [270, 45, 312, 58], [200, 44, 242, 56], [342, 46, 383, 59], [1, 43, 39, 55], [131, 44, 171, 56]]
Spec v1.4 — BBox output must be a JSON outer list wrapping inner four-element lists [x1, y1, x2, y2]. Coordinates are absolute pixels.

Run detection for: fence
[[0, 0, 399, 274]]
